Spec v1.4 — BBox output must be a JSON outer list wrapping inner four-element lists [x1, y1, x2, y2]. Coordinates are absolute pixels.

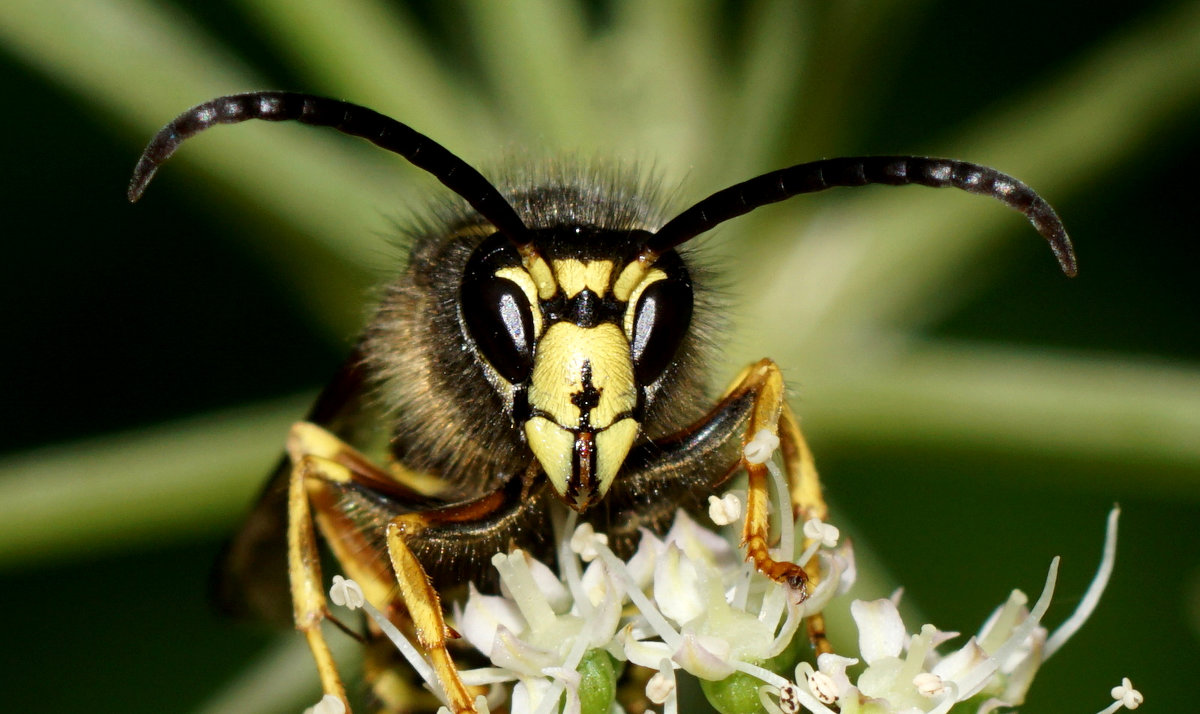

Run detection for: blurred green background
[[1, 1, 1196, 712]]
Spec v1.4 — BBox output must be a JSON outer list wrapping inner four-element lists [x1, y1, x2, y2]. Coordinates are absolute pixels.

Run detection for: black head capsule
[[130, 92, 1076, 515]]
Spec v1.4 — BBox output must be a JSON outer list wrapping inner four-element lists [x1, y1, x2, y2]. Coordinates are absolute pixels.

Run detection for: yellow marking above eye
[[613, 258, 653, 302], [622, 268, 668, 342], [494, 266, 543, 337], [525, 253, 557, 300], [552, 259, 615, 298]]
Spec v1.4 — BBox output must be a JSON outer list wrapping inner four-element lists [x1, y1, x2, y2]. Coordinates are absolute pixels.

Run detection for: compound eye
[[462, 275, 536, 383], [630, 277, 693, 384]]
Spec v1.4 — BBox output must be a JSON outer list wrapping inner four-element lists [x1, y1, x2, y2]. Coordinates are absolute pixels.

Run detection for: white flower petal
[[543, 667, 582, 714], [666, 509, 735, 568], [459, 583, 527, 657], [815, 652, 859, 698], [624, 528, 664, 589], [490, 625, 557, 676], [833, 541, 857, 595], [578, 561, 624, 647], [524, 552, 572, 613], [798, 551, 849, 617], [977, 589, 1028, 651], [931, 636, 995, 701], [851, 598, 908, 664], [619, 624, 675, 668], [305, 694, 346, 714], [855, 655, 905, 700], [511, 677, 554, 714], [672, 633, 736, 680], [570, 522, 609, 562], [929, 629, 961, 649], [654, 543, 705, 626], [994, 625, 1045, 706]]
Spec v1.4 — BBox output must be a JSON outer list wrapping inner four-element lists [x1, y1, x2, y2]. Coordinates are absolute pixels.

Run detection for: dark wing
[[210, 345, 380, 625]]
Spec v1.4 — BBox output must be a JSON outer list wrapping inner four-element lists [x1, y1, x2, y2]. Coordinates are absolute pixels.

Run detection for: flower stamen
[[1098, 677, 1144, 713], [743, 428, 781, 464], [707, 493, 742, 526]]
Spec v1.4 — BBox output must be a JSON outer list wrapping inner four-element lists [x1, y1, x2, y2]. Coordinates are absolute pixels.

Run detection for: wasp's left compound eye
[[630, 277, 693, 384], [462, 275, 536, 383]]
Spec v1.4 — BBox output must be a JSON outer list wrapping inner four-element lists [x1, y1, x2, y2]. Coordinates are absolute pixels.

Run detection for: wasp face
[[461, 229, 693, 511]]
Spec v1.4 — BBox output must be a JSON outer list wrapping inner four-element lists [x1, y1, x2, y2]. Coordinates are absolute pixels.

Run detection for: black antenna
[[128, 92, 531, 247], [649, 156, 1077, 277]]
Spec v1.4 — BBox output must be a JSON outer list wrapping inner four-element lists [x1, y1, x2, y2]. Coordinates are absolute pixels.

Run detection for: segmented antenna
[[650, 156, 1077, 276], [128, 92, 531, 247]]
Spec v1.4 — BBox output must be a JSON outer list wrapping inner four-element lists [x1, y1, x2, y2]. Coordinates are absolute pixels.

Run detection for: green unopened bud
[[701, 669, 767, 714], [577, 649, 617, 714]]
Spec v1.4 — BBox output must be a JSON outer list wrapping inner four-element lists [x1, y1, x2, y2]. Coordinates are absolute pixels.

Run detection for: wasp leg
[[778, 400, 833, 655], [608, 359, 831, 649], [722, 361, 833, 654], [288, 422, 553, 714], [385, 518, 472, 713], [287, 422, 449, 713], [384, 472, 551, 714], [709, 360, 821, 591], [778, 400, 825, 523], [286, 450, 351, 711]]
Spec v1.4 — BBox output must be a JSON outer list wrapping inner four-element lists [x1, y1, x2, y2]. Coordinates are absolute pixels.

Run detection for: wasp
[[129, 92, 1076, 714]]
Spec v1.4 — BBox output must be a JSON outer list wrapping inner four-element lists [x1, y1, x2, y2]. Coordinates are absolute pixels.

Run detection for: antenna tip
[[127, 160, 157, 203]]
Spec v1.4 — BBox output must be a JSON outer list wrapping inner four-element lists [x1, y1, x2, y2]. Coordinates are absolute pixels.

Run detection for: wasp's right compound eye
[[462, 274, 536, 384], [630, 276, 693, 384]]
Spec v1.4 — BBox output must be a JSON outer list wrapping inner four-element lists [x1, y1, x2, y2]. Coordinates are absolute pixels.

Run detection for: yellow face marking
[[552, 259, 614, 298], [621, 268, 668, 341], [527, 322, 635, 429], [525, 253, 557, 300], [494, 266, 543, 337], [525, 322, 639, 508], [524, 416, 575, 497], [595, 418, 639, 497], [613, 258, 653, 302]]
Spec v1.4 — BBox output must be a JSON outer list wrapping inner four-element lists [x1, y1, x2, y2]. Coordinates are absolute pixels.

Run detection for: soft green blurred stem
[[603, 0, 721, 177], [780, 0, 927, 160], [2, 348, 1195, 567], [735, 0, 1200, 344], [716, 1, 811, 180], [0, 394, 310, 569], [804, 342, 1200, 496], [463, 0, 598, 149], [0, 0, 421, 339], [234, 0, 498, 157], [191, 635, 359, 714]]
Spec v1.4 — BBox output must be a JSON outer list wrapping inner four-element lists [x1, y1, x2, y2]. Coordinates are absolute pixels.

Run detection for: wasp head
[[460, 228, 692, 510]]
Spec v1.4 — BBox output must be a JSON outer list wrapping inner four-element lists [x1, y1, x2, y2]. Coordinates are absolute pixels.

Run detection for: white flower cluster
[[450, 502, 853, 714], [317, 455, 1136, 714], [770, 507, 1133, 714]]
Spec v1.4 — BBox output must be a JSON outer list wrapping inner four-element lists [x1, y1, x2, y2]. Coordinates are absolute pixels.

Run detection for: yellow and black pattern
[[129, 91, 1076, 714]]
